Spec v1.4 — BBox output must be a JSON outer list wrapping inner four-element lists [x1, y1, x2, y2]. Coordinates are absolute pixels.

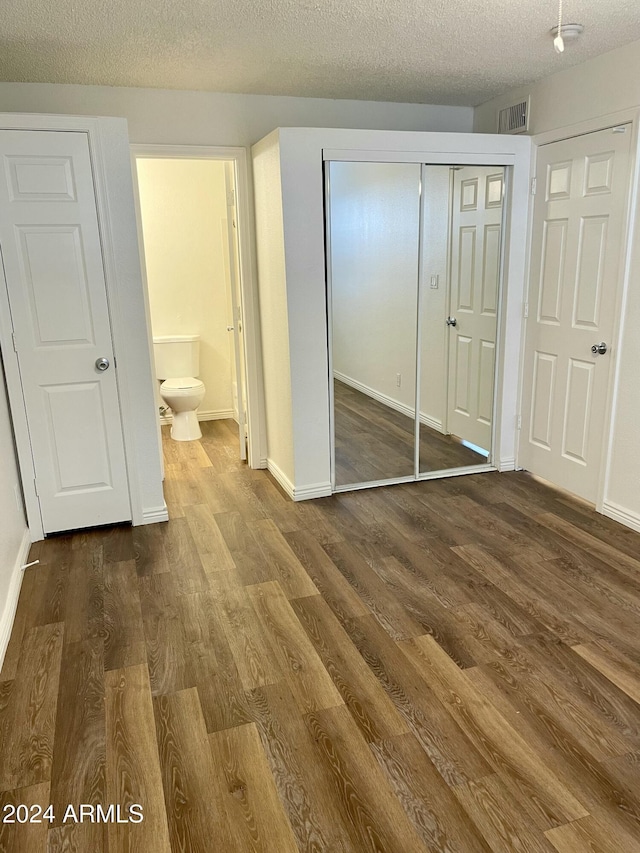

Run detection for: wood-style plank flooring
[[334, 380, 484, 485], [3, 419, 640, 851]]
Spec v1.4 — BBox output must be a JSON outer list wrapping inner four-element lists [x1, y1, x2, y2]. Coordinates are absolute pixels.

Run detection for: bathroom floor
[[2, 420, 640, 851]]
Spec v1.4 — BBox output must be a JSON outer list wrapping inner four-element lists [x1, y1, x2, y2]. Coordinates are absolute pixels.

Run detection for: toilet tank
[[153, 335, 200, 379]]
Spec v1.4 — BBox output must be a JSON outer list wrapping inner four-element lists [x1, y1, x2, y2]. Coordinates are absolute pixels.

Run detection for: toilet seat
[[160, 377, 204, 394]]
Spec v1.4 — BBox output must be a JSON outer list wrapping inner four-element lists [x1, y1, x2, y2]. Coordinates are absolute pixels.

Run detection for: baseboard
[[420, 413, 444, 433], [293, 481, 333, 501], [0, 528, 31, 674], [140, 504, 169, 525], [266, 458, 295, 500], [266, 459, 332, 502], [601, 500, 640, 534], [498, 457, 516, 472], [159, 408, 236, 425], [334, 371, 443, 432]]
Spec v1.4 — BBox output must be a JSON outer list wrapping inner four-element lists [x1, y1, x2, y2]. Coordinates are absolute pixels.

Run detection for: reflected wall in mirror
[[419, 165, 504, 474], [328, 161, 420, 487], [326, 160, 506, 490]]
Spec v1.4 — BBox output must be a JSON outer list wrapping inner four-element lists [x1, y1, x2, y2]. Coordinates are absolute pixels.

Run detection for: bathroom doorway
[[131, 146, 259, 468]]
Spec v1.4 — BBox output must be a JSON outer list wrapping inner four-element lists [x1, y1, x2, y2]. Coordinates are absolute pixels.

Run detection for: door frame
[[130, 144, 263, 469], [0, 113, 165, 541], [521, 107, 640, 517]]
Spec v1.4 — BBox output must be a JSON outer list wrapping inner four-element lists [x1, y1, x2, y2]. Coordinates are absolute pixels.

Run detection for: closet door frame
[[323, 149, 519, 494]]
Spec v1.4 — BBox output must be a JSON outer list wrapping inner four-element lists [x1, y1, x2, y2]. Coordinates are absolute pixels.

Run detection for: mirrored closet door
[[326, 160, 507, 491]]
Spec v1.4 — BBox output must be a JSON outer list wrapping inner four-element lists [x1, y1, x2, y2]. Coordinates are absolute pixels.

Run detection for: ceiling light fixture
[[551, 0, 583, 54]]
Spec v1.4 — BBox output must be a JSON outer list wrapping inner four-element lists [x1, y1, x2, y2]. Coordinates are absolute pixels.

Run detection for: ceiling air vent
[[497, 99, 529, 134]]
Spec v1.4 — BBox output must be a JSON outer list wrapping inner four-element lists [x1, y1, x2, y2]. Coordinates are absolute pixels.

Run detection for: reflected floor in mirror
[[334, 381, 485, 486]]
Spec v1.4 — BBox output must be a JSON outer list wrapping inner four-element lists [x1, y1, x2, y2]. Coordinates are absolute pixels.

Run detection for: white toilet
[[153, 335, 206, 441]]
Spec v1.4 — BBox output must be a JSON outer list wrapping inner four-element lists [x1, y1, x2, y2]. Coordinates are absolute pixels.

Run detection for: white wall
[[0, 356, 28, 665], [136, 158, 235, 419], [252, 132, 295, 486], [329, 161, 421, 413], [474, 38, 640, 136], [474, 39, 640, 529], [253, 128, 530, 498], [0, 83, 473, 146]]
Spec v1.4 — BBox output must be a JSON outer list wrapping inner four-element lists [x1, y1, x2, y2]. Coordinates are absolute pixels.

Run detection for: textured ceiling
[[1, 0, 639, 106]]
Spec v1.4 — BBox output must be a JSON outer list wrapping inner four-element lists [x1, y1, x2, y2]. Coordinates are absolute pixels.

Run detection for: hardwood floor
[[3, 418, 640, 851], [334, 380, 484, 485]]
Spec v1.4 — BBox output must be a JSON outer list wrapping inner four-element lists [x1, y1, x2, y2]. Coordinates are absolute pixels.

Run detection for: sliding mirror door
[[327, 161, 421, 487], [419, 165, 505, 473], [326, 159, 507, 491]]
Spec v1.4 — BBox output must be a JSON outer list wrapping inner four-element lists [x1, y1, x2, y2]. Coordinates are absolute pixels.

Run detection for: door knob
[[95, 357, 110, 371], [446, 317, 457, 327], [591, 342, 607, 355]]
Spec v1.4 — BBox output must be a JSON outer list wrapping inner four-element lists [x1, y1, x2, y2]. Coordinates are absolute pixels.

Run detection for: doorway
[[132, 147, 256, 470], [325, 160, 509, 492]]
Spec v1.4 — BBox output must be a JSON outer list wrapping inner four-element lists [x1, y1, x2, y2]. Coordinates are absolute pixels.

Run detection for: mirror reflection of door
[[328, 161, 420, 487], [419, 166, 504, 473], [326, 160, 506, 491]]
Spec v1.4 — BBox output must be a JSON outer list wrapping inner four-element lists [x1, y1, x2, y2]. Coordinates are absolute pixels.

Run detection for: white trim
[[322, 149, 516, 166], [421, 414, 444, 433], [601, 500, 640, 534], [266, 458, 295, 499], [293, 481, 333, 501], [0, 528, 31, 673], [130, 143, 266, 471], [266, 458, 331, 501], [498, 457, 516, 472], [159, 408, 236, 425], [141, 505, 169, 525], [334, 370, 444, 433]]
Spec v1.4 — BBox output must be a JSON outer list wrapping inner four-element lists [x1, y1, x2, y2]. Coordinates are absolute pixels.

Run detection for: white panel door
[[519, 125, 632, 502], [0, 129, 131, 533], [447, 167, 503, 452]]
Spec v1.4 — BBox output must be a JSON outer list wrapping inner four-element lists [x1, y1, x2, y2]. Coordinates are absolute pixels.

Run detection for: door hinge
[[530, 177, 537, 195], [523, 302, 529, 319], [517, 414, 522, 430], [227, 189, 235, 207]]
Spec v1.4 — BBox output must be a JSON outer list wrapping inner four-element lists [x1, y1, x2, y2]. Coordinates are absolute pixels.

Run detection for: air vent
[[498, 99, 529, 134]]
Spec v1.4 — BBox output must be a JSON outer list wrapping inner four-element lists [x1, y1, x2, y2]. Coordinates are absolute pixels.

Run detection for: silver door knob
[[591, 342, 607, 355], [446, 317, 457, 327], [95, 357, 110, 371]]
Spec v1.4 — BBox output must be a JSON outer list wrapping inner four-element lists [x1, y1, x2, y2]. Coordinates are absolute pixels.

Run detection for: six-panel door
[[520, 126, 632, 502], [0, 129, 131, 533]]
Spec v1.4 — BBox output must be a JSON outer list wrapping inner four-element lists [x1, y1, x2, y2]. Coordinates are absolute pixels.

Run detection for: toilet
[[153, 335, 206, 441]]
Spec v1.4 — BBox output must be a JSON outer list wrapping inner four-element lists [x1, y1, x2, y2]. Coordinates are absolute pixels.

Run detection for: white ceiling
[[1, 0, 639, 106]]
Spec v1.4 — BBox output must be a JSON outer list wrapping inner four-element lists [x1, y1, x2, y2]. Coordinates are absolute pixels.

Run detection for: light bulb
[[554, 34, 565, 53]]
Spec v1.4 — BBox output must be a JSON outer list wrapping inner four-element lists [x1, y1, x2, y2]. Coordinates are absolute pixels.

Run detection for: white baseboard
[[334, 371, 443, 433], [140, 504, 169, 525], [266, 459, 332, 502], [159, 408, 236, 425], [293, 481, 333, 501], [0, 528, 31, 674], [601, 500, 640, 534], [266, 458, 295, 500], [498, 457, 516, 472]]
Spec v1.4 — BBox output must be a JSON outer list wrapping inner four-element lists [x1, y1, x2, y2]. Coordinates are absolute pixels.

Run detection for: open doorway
[[131, 147, 256, 471]]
